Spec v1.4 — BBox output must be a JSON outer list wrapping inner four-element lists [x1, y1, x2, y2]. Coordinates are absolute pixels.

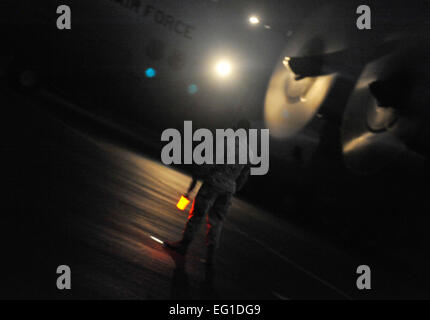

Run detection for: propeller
[[264, 5, 355, 138], [341, 43, 429, 174]]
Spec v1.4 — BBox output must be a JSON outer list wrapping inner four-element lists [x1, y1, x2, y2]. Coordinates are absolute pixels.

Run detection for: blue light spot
[[282, 109, 289, 118], [145, 68, 156, 78], [188, 84, 198, 95]]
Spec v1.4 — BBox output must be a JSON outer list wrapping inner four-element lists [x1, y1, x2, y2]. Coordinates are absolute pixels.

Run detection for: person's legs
[[182, 183, 218, 243], [164, 183, 217, 254], [205, 192, 232, 264]]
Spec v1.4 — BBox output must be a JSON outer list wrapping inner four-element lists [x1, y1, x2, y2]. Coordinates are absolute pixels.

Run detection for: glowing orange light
[[176, 195, 191, 211], [188, 199, 195, 219]]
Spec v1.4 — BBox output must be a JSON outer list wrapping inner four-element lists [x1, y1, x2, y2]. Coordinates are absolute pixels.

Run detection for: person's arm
[[185, 176, 198, 197], [236, 165, 250, 192]]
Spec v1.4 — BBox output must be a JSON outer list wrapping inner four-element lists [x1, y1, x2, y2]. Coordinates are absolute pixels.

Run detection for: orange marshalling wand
[[176, 195, 191, 211]]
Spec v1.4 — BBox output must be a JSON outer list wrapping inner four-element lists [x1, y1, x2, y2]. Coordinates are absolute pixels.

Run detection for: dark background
[[2, 0, 430, 299]]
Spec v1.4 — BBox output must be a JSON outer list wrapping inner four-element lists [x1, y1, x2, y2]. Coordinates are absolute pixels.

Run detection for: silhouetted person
[[164, 119, 251, 265]]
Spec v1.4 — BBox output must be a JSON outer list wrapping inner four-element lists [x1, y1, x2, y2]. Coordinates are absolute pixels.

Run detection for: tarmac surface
[[1, 86, 428, 299]]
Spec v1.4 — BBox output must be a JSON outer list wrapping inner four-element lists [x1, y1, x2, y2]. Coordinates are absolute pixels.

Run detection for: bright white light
[[150, 236, 164, 244], [282, 56, 291, 68], [215, 60, 232, 77], [249, 16, 260, 24]]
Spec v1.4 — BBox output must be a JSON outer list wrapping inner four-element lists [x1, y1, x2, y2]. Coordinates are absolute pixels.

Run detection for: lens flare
[[145, 68, 156, 78], [188, 84, 198, 95]]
